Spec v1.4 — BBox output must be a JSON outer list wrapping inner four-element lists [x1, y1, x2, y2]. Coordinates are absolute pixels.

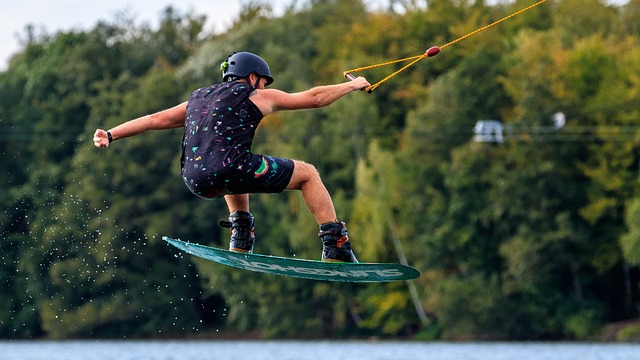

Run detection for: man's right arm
[[94, 102, 187, 148]]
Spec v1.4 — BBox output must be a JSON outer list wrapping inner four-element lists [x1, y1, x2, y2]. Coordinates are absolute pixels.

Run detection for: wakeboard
[[163, 236, 420, 282]]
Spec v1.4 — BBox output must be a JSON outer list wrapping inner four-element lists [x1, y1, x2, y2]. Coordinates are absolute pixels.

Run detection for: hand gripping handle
[[344, 72, 372, 94]]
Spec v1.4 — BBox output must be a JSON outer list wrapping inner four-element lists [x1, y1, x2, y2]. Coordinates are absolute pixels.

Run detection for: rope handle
[[344, 46, 440, 93], [344, 72, 373, 93]]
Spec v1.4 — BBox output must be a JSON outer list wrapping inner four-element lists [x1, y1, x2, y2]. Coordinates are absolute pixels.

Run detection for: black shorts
[[182, 154, 294, 199]]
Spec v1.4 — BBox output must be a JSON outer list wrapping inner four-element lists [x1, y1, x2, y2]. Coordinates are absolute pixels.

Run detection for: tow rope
[[344, 0, 549, 93]]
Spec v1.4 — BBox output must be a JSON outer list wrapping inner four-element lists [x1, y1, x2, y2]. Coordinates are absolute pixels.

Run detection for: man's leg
[[285, 160, 337, 224], [223, 194, 254, 252], [224, 194, 249, 213], [285, 160, 357, 262]]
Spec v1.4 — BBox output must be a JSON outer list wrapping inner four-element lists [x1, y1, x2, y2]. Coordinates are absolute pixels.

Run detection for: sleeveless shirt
[[181, 81, 264, 196]]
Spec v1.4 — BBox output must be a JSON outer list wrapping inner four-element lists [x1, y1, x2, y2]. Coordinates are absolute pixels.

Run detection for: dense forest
[[2, 0, 640, 341]]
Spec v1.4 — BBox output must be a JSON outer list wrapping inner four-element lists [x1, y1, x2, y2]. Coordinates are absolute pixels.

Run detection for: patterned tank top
[[181, 81, 263, 180]]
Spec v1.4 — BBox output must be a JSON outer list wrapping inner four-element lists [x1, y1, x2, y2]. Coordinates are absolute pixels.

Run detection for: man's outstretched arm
[[251, 77, 370, 116], [94, 102, 187, 148]]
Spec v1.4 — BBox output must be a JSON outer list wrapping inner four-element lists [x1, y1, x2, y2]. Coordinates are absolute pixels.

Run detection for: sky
[[0, 0, 630, 71], [0, 0, 292, 70]]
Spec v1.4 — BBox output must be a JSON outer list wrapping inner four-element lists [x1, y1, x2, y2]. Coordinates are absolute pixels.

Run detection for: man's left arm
[[255, 77, 370, 115]]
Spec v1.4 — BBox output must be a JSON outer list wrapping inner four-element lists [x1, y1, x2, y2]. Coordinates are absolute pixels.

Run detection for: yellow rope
[[345, 0, 548, 92], [440, 0, 548, 50]]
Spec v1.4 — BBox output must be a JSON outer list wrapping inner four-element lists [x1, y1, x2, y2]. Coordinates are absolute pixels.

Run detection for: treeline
[[1, 0, 640, 340]]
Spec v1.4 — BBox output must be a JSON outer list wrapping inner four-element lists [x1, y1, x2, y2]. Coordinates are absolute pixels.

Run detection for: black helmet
[[220, 52, 274, 85]]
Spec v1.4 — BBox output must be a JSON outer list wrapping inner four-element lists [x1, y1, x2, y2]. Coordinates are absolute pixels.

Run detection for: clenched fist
[[93, 129, 110, 148]]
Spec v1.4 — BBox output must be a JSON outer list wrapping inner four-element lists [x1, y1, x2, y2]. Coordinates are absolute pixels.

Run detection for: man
[[94, 51, 370, 262]]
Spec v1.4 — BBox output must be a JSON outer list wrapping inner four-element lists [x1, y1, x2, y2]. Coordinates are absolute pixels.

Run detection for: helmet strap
[[247, 74, 262, 90]]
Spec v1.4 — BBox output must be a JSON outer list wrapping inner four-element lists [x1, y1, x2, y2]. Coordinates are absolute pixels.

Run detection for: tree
[[2, 0, 639, 340]]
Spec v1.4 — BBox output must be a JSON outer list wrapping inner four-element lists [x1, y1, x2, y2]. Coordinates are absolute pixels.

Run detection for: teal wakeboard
[[163, 237, 420, 283]]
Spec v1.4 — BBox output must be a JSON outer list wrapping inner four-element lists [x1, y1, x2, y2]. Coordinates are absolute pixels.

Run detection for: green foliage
[[2, 0, 640, 340], [621, 198, 640, 266], [563, 307, 603, 340], [616, 322, 640, 342], [357, 283, 420, 336]]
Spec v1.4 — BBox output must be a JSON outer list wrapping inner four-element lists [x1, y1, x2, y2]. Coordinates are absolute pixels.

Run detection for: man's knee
[[296, 160, 320, 180], [287, 160, 321, 190]]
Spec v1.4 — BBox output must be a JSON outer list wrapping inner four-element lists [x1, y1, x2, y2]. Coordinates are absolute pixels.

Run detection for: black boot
[[318, 221, 358, 263], [220, 211, 255, 253]]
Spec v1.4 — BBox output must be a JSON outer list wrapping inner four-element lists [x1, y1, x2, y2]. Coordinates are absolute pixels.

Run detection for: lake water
[[1, 340, 639, 360]]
